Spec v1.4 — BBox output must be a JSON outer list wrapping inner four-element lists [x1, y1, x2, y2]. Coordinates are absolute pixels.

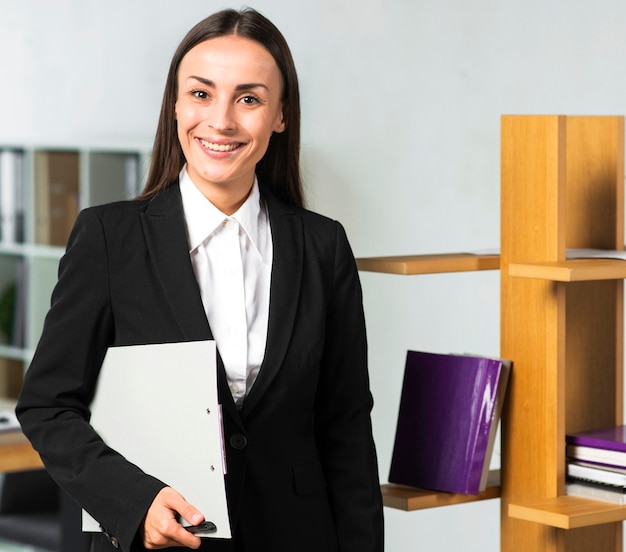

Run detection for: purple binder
[[388, 350, 510, 495], [567, 426, 626, 452]]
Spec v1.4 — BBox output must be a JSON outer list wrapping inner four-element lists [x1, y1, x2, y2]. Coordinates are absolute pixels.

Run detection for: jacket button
[[229, 433, 248, 450], [110, 536, 119, 548]]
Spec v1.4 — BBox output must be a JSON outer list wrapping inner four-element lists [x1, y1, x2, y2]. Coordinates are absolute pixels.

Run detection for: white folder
[[82, 340, 231, 539]]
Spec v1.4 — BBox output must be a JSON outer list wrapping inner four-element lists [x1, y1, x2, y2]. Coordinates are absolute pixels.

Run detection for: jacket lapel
[[140, 184, 242, 427], [242, 191, 303, 417], [140, 185, 210, 341]]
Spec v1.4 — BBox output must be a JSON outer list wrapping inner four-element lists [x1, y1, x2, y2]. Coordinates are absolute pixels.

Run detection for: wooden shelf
[[509, 258, 626, 282], [500, 115, 626, 550], [0, 243, 65, 260], [0, 430, 43, 473], [356, 253, 500, 275], [356, 250, 626, 280], [381, 471, 501, 511], [357, 117, 626, 551], [508, 495, 626, 530], [0, 344, 32, 362]]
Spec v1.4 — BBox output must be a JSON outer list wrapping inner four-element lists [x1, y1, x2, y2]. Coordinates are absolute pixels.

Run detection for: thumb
[[167, 490, 204, 526]]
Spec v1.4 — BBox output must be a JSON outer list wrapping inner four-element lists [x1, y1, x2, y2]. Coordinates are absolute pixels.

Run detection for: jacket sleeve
[[314, 221, 384, 552], [16, 208, 166, 552]]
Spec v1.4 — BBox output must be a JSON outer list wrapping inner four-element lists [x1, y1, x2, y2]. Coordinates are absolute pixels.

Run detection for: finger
[[144, 516, 202, 550], [142, 488, 204, 549]]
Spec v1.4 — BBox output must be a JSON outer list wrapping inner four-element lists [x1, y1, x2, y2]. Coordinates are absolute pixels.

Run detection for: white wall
[[2, 0, 626, 550]]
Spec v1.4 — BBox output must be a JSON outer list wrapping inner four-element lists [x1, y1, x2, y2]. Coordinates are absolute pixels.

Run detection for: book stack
[[33, 150, 80, 246], [0, 258, 25, 349], [566, 425, 626, 504], [0, 149, 24, 245], [388, 350, 511, 495]]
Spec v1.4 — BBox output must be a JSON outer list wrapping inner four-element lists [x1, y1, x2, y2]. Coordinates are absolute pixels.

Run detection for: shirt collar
[[179, 166, 266, 256]]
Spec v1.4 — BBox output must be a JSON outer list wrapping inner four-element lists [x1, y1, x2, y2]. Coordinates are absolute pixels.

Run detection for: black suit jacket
[[16, 183, 384, 552]]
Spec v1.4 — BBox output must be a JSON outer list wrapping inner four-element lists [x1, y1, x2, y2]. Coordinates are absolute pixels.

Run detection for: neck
[[207, 187, 252, 215], [190, 174, 255, 215]]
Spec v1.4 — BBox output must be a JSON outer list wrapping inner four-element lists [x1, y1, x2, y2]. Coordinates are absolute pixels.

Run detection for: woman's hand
[[141, 487, 205, 549]]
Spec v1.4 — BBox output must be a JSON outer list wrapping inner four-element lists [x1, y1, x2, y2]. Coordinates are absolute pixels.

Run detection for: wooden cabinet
[[358, 115, 626, 551]]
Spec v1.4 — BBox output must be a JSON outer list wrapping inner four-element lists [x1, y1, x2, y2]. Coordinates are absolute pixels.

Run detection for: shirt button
[[230, 433, 248, 450]]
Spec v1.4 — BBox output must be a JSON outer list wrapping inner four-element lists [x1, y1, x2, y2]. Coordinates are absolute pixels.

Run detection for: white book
[[82, 340, 231, 539], [566, 481, 626, 505], [566, 444, 626, 466], [567, 461, 626, 488]]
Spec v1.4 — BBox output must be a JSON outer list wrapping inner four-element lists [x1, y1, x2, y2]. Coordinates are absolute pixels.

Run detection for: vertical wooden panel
[[501, 115, 566, 552], [501, 115, 624, 552], [563, 116, 623, 552]]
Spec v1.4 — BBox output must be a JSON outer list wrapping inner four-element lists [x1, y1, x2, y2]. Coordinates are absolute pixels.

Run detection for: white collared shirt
[[179, 168, 272, 407]]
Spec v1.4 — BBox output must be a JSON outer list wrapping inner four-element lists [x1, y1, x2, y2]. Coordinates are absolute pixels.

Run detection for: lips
[[198, 138, 243, 152]]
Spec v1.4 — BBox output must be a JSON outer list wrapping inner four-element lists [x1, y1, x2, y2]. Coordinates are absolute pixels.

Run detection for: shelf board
[[0, 345, 31, 362], [356, 253, 500, 275], [508, 495, 626, 529], [509, 258, 626, 282], [381, 473, 501, 511], [0, 430, 43, 473], [0, 242, 65, 260]]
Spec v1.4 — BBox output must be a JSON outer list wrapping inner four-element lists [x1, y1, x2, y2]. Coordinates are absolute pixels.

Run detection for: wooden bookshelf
[[500, 115, 624, 552], [358, 115, 626, 552]]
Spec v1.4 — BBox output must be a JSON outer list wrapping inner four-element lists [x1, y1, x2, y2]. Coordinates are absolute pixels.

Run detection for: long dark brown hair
[[140, 8, 303, 208]]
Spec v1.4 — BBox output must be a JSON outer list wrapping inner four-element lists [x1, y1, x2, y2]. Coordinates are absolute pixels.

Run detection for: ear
[[273, 108, 286, 133]]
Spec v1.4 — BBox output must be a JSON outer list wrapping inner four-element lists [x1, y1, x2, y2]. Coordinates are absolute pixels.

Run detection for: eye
[[240, 95, 260, 105], [191, 89, 210, 100]]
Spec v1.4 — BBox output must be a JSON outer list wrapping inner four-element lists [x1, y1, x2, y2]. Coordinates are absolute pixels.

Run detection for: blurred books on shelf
[[0, 149, 24, 245], [34, 150, 80, 247], [0, 358, 23, 400], [0, 259, 25, 349], [388, 350, 511, 495]]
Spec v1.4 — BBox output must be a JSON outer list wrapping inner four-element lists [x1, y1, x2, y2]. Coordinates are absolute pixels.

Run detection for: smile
[[198, 138, 242, 152]]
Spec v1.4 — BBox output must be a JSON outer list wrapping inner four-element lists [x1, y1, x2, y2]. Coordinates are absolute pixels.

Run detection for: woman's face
[[175, 35, 285, 206]]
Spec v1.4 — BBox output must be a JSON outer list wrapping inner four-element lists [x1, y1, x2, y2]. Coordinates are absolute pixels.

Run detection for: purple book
[[388, 350, 511, 495], [567, 426, 626, 452]]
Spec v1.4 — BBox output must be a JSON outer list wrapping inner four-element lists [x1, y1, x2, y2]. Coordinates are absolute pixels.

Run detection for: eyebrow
[[188, 75, 270, 92]]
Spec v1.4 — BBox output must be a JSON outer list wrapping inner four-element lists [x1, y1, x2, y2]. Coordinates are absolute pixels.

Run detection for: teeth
[[199, 139, 238, 152]]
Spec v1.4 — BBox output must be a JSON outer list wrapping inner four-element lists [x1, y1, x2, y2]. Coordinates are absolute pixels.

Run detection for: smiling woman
[[16, 7, 383, 552], [174, 35, 286, 215], [142, 7, 303, 211]]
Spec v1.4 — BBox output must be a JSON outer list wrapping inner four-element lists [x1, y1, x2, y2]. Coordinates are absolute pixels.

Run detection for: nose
[[207, 98, 235, 132]]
